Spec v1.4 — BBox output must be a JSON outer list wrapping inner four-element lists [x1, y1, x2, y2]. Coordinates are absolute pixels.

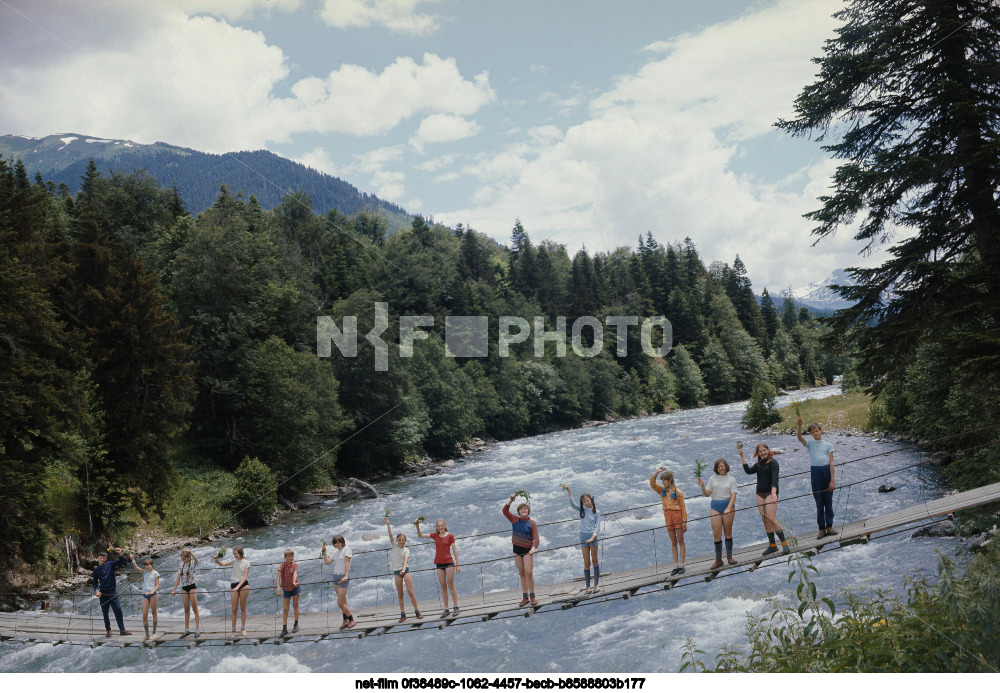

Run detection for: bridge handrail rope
[[176, 423, 1000, 574], [38, 436, 1000, 600], [2, 514, 976, 648]]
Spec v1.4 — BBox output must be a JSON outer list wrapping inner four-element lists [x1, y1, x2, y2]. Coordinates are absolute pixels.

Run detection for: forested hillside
[[0, 157, 846, 575]]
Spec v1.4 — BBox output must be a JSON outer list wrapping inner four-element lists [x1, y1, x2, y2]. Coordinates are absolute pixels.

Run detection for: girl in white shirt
[[696, 458, 739, 569], [385, 517, 422, 622], [322, 535, 355, 629], [130, 555, 160, 640], [215, 545, 250, 636]]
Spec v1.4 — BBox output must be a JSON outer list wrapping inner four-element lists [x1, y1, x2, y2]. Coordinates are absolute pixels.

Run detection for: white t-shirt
[[705, 473, 739, 500], [230, 558, 250, 583], [177, 559, 197, 587], [390, 544, 410, 572], [330, 545, 352, 575], [141, 569, 160, 593]]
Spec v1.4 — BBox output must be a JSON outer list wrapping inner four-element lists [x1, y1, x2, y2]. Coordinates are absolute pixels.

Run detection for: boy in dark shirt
[[93, 548, 132, 637]]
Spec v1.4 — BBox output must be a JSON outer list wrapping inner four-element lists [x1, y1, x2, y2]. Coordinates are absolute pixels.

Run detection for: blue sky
[[0, 0, 878, 291]]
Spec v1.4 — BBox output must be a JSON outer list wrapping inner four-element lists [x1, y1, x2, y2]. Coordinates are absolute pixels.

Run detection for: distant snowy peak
[[791, 269, 856, 310]]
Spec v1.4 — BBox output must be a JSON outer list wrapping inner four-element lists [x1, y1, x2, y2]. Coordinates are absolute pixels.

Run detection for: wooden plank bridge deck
[[2, 482, 998, 649]]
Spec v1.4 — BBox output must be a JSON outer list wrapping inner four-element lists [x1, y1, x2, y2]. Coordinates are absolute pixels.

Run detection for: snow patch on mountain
[[791, 269, 856, 310]]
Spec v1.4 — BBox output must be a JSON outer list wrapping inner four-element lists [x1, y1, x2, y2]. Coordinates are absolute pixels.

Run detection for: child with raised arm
[[696, 458, 739, 569], [170, 549, 200, 637], [385, 517, 422, 622], [649, 468, 688, 575], [130, 555, 160, 640], [502, 493, 540, 607], [276, 549, 299, 636], [563, 484, 601, 593], [797, 417, 837, 539], [215, 546, 250, 636], [739, 443, 788, 556], [322, 535, 355, 629], [416, 518, 460, 617], [92, 547, 132, 637]]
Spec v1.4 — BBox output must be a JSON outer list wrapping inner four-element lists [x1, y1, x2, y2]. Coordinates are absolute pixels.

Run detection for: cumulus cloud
[[436, 0, 864, 289], [318, 0, 444, 35], [410, 114, 481, 151], [0, 4, 493, 152]]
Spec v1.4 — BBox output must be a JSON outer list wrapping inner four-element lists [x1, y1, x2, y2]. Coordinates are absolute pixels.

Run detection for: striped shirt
[[502, 503, 539, 550]]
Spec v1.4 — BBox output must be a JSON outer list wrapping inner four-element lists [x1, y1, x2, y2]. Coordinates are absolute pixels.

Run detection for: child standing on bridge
[[416, 518, 460, 617], [216, 546, 250, 636], [740, 443, 788, 556], [130, 555, 160, 641], [650, 468, 687, 575], [503, 493, 540, 607], [385, 517, 422, 622], [323, 535, 355, 629], [797, 417, 837, 539], [170, 549, 200, 638], [276, 549, 299, 636], [563, 484, 601, 594], [696, 458, 739, 569]]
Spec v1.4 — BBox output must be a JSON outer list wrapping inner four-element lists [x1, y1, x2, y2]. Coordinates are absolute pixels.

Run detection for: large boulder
[[338, 477, 379, 501], [296, 493, 323, 508]]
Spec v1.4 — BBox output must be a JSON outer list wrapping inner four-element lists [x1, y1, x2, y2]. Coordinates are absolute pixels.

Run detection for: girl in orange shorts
[[649, 467, 688, 575]]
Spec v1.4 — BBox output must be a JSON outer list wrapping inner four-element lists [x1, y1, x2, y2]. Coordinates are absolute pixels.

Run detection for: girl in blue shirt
[[564, 484, 601, 594]]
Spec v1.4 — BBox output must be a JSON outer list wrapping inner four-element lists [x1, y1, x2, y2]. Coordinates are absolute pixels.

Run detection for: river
[[0, 385, 961, 673]]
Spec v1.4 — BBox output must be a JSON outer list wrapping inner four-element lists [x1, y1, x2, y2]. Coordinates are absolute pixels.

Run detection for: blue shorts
[[580, 533, 598, 548], [331, 574, 349, 590], [282, 586, 300, 598], [393, 568, 410, 576], [710, 499, 730, 514], [142, 592, 158, 601]]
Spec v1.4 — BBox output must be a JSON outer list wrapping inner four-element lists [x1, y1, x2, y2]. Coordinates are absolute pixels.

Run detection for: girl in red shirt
[[416, 517, 460, 618]]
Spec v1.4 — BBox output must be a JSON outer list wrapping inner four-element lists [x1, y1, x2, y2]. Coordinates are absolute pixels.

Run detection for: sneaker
[[817, 530, 827, 540], [529, 597, 538, 607], [106, 630, 112, 638], [762, 545, 778, 556], [669, 567, 680, 576], [182, 630, 190, 637], [292, 622, 298, 633], [120, 630, 132, 636], [441, 608, 451, 618], [241, 629, 247, 636], [452, 607, 459, 616], [711, 559, 724, 570], [677, 567, 685, 575], [194, 631, 201, 638], [415, 610, 423, 619], [281, 626, 288, 636], [518, 597, 529, 607], [727, 556, 738, 565], [399, 613, 407, 623], [782, 544, 790, 555], [825, 527, 839, 537]]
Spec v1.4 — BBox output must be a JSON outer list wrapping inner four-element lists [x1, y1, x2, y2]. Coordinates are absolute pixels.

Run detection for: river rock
[[420, 469, 439, 477], [441, 459, 456, 468], [278, 495, 298, 511], [296, 493, 323, 508], [771, 448, 787, 455], [338, 477, 379, 501], [929, 451, 953, 467], [877, 484, 897, 493], [911, 520, 955, 538]]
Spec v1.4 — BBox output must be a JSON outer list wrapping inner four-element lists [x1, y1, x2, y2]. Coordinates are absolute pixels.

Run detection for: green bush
[[224, 457, 277, 527], [162, 465, 233, 536], [741, 382, 781, 432], [683, 543, 1000, 672]]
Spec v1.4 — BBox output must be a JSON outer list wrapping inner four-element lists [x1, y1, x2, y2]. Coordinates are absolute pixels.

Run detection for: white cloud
[[293, 147, 340, 177], [413, 153, 459, 172], [337, 146, 408, 203], [318, 0, 444, 35], [435, 0, 862, 289], [410, 114, 481, 151]]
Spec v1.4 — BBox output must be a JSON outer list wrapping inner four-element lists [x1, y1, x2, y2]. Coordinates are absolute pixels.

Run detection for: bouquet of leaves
[[414, 515, 427, 525], [514, 487, 531, 502], [794, 404, 801, 417], [693, 457, 708, 479], [384, 507, 391, 518], [737, 440, 744, 450], [559, 483, 569, 491], [217, 547, 227, 559], [320, 539, 327, 558]]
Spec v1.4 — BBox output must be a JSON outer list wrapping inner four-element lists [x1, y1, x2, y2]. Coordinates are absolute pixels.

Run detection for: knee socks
[[714, 541, 723, 560], [593, 565, 600, 586], [725, 537, 733, 558], [767, 531, 776, 546], [777, 530, 787, 547], [584, 568, 591, 588]]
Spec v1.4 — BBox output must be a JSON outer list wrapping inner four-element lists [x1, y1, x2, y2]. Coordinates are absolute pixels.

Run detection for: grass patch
[[158, 460, 235, 537], [777, 392, 875, 431]]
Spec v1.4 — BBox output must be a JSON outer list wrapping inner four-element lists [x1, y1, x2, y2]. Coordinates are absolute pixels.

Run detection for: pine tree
[[776, 0, 1000, 387]]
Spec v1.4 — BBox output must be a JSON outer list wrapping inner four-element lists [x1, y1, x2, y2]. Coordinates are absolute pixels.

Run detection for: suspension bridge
[[2, 474, 998, 650]]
